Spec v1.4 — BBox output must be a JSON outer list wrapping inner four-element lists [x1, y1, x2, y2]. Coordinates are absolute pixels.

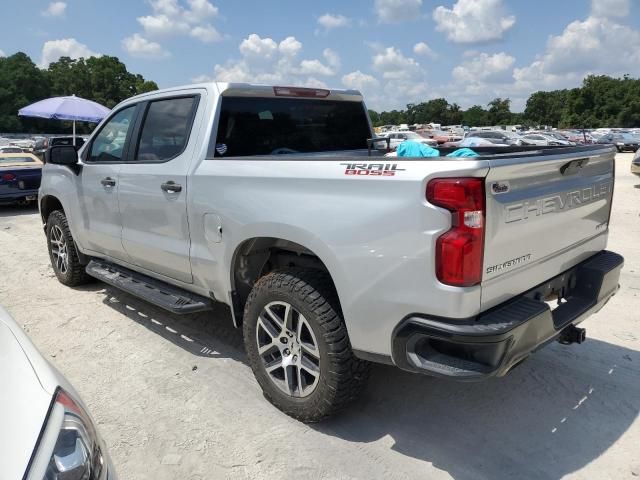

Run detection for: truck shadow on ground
[[99, 287, 245, 361], [99, 287, 639, 480], [316, 340, 640, 480], [0, 204, 38, 218]]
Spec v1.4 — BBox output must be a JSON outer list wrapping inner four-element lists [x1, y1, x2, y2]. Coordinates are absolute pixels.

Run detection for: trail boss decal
[[340, 163, 406, 176]]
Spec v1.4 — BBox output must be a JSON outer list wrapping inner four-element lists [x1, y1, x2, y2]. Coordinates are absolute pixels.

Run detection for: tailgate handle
[[560, 158, 589, 175]]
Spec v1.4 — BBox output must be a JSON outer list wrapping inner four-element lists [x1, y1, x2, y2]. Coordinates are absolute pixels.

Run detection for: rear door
[[481, 147, 615, 308], [118, 91, 204, 283]]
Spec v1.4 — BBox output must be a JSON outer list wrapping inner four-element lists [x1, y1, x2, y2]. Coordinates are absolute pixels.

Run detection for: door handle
[[101, 177, 116, 187], [161, 181, 182, 193]]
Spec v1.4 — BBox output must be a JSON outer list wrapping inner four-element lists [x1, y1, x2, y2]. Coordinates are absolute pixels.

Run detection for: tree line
[[0, 52, 158, 134], [2, 51, 639, 133], [369, 75, 640, 129]]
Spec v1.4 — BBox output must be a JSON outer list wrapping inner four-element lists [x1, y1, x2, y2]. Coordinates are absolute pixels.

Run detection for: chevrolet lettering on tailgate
[[505, 181, 612, 223]]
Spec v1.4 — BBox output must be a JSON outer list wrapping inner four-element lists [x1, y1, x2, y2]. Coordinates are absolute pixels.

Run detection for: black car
[[33, 136, 85, 162], [596, 133, 640, 152]]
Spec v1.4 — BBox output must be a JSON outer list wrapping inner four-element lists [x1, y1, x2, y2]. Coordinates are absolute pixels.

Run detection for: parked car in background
[[596, 133, 640, 152], [546, 132, 576, 145], [0, 146, 26, 154], [466, 130, 523, 145], [0, 305, 116, 479], [561, 130, 592, 144], [520, 133, 572, 146], [423, 130, 463, 144], [632, 149, 640, 176], [442, 136, 509, 148], [34, 136, 85, 162], [0, 153, 43, 205], [380, 131, 437, 150]]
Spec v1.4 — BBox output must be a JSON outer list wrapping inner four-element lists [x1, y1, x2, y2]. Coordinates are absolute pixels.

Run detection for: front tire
[[46, 210, 91, 286], [243, 268, 370, 422]]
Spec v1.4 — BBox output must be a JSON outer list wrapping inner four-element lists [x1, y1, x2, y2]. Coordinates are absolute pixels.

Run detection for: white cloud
[[323, 48, 341, 68], [297, 59, 335, 76], [239, 34, 278, 60], [42, 1, 66, 17], [452, 52, 515, 83], [433, 0, 515, 44], [374, 0, 423, 23], [135, 0, 222, 43], [184, 0, 219, 22], [413, 42, 437, 58], [122, 34, 170, 59], [317, 13, 351, 30], [0, 49, 5, 57], [279, 36, 302, 57], [591, 0, 630, 18], [197, 34, 340, 88], [342, 70, 380, 90], [368, 45, 430, 110], [372, 46, 422, 80], [190, 24, 222, 43], [40, 38, 99, 67], [514, 16, 640, 92]]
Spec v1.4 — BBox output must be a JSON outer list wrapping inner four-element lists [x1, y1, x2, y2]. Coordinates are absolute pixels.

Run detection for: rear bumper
[[0, 190, 39, 203], [391, 250, 623, 380]]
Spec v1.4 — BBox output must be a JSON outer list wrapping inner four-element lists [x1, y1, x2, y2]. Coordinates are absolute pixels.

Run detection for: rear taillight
[[1, 173, 16, 181], [427, 178, 485, 287]]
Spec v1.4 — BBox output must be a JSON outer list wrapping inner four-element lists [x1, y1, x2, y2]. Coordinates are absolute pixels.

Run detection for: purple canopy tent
[[18, 95, 110, 143]]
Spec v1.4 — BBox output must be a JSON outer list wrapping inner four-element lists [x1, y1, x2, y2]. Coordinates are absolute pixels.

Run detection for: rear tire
[[46, 210, 92, 286], [243, 268, 370, 422]]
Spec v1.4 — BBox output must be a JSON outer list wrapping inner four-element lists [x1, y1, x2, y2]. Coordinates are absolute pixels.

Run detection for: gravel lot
[[1, 153, 639, 480]]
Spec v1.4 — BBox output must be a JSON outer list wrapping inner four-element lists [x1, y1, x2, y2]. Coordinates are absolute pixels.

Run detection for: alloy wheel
[[255, 301, 321, 398], [50, 225, 69, 275]]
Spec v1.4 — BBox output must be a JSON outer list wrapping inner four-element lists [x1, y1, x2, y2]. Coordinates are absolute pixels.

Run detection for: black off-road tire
[[46, 210, 92, 286], [243, 268, 371, 422]]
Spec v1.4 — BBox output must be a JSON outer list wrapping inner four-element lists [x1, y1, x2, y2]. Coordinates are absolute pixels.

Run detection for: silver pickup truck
[[39, 83, 624, 422]]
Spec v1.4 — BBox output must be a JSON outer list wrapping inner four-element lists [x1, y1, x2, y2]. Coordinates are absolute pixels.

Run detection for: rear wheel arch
[[229, 237, 340, 327]]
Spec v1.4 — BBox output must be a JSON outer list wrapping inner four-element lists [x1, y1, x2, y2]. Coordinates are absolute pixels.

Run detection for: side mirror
[[46, 145, 78, 166]]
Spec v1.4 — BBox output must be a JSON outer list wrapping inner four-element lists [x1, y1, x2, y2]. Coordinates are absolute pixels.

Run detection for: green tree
[[47, 55, 158, 108], [524, 90, 568, 126], [487, 98, 512, 125], [368, 109, 380, 126], [462, 105, 489, 127], [0, 52, 159, 133], [0, 52, 50, 132]]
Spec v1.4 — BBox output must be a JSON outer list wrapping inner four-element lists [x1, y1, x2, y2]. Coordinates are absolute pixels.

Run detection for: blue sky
[[3, 0, 640, 111]]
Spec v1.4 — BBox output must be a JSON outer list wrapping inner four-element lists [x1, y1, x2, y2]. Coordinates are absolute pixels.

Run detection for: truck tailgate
[[481, 146, 615, 309]]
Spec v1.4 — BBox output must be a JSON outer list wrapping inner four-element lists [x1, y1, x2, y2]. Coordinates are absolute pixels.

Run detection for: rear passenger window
[[135, 97, 197, 162]]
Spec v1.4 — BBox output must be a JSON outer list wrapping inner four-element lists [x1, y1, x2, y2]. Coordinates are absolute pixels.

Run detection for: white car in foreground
[[0, 305, 116, 479]]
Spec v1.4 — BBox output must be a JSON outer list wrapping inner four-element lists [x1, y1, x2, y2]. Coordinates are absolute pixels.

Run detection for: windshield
[[212, 97, 371, 156]]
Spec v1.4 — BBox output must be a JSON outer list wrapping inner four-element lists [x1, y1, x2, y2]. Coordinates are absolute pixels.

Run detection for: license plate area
[[523, 270, 577, 311]]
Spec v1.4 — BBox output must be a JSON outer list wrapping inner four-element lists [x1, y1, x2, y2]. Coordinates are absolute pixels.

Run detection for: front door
[[79, 105, 137, 260], [118, 93, 203, 284]]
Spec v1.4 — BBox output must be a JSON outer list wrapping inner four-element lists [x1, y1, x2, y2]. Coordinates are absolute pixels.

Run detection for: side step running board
[[86, 260, 213, 315]]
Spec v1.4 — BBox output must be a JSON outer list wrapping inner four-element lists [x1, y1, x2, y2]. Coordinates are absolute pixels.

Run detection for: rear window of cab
[[211, 97, 371, 157]]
